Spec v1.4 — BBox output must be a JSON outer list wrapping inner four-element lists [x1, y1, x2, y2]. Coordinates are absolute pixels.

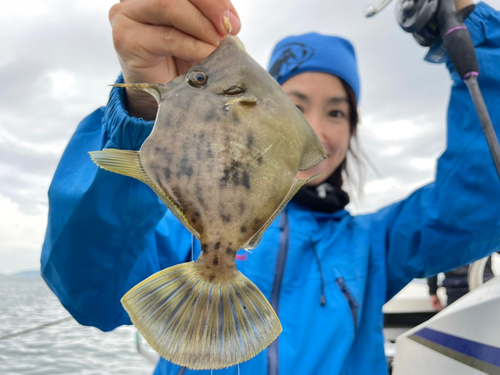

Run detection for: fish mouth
[[223, 85, 246, 96]]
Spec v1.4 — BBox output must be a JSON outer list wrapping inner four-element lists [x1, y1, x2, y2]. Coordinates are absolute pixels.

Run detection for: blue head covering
[[268, 32, 360, 103]]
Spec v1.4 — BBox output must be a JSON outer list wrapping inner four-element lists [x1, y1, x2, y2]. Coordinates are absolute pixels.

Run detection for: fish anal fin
[[148, 184, 201, 240], [242, 230, 265, 251], [89, 149, 200, 239], [241, 173, 323, 250], [121, 262, 282, 369]]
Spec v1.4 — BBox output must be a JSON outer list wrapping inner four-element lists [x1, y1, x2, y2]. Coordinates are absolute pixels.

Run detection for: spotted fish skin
[[89, 35, 326, 370], [140, 36, 325, 278]]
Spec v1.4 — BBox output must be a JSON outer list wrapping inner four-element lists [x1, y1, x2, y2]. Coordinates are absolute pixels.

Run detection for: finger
[[114, 17, 216, 63], [189, 0, 241, 36], [228, 2, 241, 35], [121, 0, 220, 47]]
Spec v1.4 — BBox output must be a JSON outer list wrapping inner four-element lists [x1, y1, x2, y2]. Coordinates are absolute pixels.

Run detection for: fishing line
[[0, 316, 72, 341], [191, 234, 194, 261]]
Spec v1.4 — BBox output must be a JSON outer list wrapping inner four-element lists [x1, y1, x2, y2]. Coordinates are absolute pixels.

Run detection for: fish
[[89, 34, 326, 370]]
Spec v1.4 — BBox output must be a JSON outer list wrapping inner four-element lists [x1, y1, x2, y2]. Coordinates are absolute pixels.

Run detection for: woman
[[41, 0, 500, 374]]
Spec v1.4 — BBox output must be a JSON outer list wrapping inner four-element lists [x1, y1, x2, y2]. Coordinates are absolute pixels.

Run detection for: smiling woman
[[269, 32, 364, 195], [283, 72, 355, 186]]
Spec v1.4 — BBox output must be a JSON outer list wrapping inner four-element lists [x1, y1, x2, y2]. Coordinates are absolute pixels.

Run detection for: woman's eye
[[329, 110, 345, 118], [295, 105, 304, 113], [188, 71, 208, 87]]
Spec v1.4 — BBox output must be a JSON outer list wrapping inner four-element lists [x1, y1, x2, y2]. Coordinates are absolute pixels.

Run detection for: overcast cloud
[[1, 0, 498, 273]]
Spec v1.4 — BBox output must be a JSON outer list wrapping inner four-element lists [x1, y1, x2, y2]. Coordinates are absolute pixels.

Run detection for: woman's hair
[[330, 78, 365, 199]]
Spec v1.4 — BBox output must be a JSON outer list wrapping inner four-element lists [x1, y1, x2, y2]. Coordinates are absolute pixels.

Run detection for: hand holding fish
[[109, 0, 241, 119], [455, 0, 474, 11]]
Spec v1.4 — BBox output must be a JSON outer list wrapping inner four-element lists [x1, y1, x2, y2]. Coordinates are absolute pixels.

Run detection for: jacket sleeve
[[370, 2, 500, 301], [41, 76, 192, 331]]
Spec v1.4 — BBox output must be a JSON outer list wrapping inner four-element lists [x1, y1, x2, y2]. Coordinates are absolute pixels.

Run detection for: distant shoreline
[[0, 270, 41, 278]]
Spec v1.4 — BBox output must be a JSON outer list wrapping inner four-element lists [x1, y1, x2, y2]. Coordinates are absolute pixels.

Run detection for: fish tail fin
[[109, 83, 164, 103], [121, 262, 282, 370]]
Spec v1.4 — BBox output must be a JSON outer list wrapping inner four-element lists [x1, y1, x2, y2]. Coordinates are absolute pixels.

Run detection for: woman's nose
[[305, 115, 326, 144]]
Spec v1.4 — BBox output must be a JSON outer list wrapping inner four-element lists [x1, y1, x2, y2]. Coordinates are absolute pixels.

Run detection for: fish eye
[[188, 71, 208, 88]]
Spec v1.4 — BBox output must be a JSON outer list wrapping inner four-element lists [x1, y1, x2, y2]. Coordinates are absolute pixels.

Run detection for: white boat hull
[[393, 276, 500, 374]]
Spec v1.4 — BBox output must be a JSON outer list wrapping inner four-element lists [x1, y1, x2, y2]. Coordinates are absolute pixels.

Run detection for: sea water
[[0, 276, 156, 374]]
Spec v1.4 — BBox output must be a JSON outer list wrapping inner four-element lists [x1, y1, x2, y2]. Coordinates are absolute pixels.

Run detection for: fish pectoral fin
[[121, 262, 282, 370], [89, 149, 200, 239], [242, 173, 323, 250], [225, 96, 258, 107], [110, 83, 165, 104]]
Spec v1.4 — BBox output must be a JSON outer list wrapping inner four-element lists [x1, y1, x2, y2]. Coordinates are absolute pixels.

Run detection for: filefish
[[90, 34, 326, 370]]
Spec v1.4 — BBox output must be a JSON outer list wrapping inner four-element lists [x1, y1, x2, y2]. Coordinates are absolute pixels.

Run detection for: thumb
[[190, 0, 241, 36]]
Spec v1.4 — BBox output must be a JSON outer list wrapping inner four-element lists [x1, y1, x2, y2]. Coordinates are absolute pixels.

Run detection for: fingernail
[[223, 14, 232, 34], [221, 10, 241, 35], [228, 10, 241, 34]]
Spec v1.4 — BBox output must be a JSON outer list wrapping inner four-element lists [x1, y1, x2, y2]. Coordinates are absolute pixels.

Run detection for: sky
[[1, 0, 498, 274]]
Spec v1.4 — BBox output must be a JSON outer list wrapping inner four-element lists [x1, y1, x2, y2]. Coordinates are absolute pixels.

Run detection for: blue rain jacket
[[41, 3, 500, 374]]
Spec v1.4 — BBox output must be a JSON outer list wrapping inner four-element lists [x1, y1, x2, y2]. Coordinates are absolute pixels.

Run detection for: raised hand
[[109, 0, 241, 119]]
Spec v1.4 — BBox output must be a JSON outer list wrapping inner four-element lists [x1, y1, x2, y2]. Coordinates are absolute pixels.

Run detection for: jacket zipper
[[335, 277, 360, 328], [267, 210, 289, 375]]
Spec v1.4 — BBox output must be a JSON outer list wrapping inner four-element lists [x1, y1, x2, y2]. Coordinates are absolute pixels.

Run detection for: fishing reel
[[365, 0, 475, 47], [365, 0, 500, 183], [366, 0, 478, 78]]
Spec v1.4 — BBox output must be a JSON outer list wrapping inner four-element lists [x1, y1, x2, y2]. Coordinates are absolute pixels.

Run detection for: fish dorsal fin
[[241, 173, 323, 250], [89, 149, 200, 239], [110, 83, 165, 104]]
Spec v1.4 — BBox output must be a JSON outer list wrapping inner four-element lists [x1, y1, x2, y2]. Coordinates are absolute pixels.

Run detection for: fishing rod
[[0, 316, 72, 341], [365, 0, 500, 182]]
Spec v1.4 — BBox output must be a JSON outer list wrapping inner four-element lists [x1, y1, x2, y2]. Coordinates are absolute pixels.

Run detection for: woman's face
[[281, 72, 352, 186]]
